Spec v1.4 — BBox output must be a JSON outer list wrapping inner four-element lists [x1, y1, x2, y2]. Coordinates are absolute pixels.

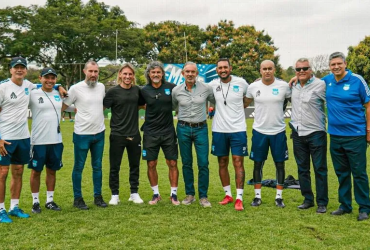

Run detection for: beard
[[86, 77, 98, 87]]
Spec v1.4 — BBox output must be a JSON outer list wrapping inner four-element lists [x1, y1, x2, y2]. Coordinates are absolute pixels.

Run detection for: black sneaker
[[94, 195, 108, 208], [251, 197, 262, 207], [45, 201, 61, 211], [32, 202, 41, 214], [275, 198, 285, 208], [74, 197, 89, 210]]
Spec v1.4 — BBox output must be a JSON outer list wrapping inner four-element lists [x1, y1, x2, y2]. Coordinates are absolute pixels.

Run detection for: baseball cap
[[40, 67, 58, 77], [10, 57, 27, 68]]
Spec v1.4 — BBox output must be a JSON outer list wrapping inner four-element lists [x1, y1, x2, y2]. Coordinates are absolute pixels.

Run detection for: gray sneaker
[[182, 195, 196, 205], [199, 197, 212, 208]]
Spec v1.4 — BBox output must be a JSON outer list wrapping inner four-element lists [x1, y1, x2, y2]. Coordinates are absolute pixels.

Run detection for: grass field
[[1, 119, 370, 249]]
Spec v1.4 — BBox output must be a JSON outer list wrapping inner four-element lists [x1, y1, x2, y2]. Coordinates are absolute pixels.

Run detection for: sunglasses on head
[[295, 67, 310, 72]]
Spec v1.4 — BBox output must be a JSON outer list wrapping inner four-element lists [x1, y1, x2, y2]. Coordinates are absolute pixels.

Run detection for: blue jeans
[[72, 131, 105, 199], [177, 123, 209, 198], [292, 130, 328, 205]]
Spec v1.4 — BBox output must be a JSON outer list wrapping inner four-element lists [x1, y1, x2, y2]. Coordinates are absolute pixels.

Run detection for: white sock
[[32, 193, 40, 204], [171, 187, 178, 196], [236, 189, 244, 201], [151, 185, 159, 195], [0, 203, 5, 211], [276, 189, 283, 199], [223, 185, 232, 197], [255, 189, 262, 199], [46, 191, 54, 203], [10, 199, 19, 210]]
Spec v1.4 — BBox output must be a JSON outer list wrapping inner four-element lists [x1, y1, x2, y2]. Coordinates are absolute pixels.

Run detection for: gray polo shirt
[[290, 76, 326, 136], [172, 81, 214, 123]]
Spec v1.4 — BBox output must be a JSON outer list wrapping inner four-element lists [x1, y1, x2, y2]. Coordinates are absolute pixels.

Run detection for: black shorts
[[142, 132, 178, 161]]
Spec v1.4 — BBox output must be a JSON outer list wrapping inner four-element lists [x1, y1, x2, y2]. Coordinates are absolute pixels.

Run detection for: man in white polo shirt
[[63, 60, 107, 210], [245, 60, 291, 208], [209, 58, 249, 211]]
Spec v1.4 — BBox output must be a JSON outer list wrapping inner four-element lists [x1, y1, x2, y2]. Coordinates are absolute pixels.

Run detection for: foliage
[[347, 36, 370, 83], [2, 119, 370, 249], [281, 66, 296, 82], [201, 20, 282, 83], [144, 21, 205, 63], [309, 54, 330, 78]]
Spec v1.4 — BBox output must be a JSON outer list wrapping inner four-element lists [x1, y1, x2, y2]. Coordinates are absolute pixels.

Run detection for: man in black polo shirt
[[141, 61, 179, 205], [103, 63, 145, 205]]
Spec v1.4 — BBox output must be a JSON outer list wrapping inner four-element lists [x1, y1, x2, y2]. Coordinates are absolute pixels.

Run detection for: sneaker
[[109, 195, 120, 205], [275, 198, 285, 208], [74, 197, 89, 210], [0, 210, 13, 223], [8, 207, 30, 218], [251, 197, 262, 207], [70, 119, 74, 122], [234, 199, 244, 211], [219, 195, 234, 205], [148, 194, 161, 205], [170, 194, 180, 206], [182, 195, 196, 205], [358, 212, 369, 221], [128, 193, 144, 204], [32, 202, 41, 214], [199, 197, 212, 208], [45, 201, 61, 211], [94, 195, 108, 208]]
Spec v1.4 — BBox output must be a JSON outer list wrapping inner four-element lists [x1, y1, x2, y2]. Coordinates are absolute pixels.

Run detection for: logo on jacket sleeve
[[165, 89, 171, 95]]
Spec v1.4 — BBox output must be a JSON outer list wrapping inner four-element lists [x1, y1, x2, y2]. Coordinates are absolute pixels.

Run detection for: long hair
[[144, 61, 166, 84], [117, 63, 136, 85]]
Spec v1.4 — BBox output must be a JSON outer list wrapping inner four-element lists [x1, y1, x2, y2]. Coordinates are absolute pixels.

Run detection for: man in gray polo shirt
[[290, 57, 328, 213], [172, 62, 214, 207]]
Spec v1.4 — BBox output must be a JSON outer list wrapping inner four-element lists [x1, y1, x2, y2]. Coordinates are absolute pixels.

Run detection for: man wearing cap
[[62, 60, 107, 210], [172, 62, 214, 207], [0, 57, 33, 223], [28, 67, 63, 214]]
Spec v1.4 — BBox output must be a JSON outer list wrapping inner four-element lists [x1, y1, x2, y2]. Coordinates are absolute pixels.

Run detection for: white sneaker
[[109, 195, 120, 205], [128, 193, 144, 204]]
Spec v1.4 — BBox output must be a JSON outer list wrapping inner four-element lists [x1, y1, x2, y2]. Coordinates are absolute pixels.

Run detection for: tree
[[347, 36, 370, 83], [201, 20, 282, 83], [281, 66, 296, 82], [144, 21, 205, 63], [308, 54, 330, 78], [0, 0, 149, 87]]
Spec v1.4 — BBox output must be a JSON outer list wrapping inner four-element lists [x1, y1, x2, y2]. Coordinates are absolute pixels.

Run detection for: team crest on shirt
[[32, 160, 38, 167], [142, 150, 147, 157], [233, 86, 239, 92], [54, 95, 61, 101], [328, 83, 332, 86], [343, 84, 350, 91], [25, 88, 29, 95], [272, 88, 279, 95], [164, 89, 171, 95], [212, 145, 215, 152]]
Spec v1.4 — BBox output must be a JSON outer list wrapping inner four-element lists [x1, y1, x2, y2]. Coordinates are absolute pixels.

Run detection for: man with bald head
[[245, 60, 291, 208]]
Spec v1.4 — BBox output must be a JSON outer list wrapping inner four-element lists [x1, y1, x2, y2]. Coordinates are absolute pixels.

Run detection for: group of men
[[1, 51, 370, 224]]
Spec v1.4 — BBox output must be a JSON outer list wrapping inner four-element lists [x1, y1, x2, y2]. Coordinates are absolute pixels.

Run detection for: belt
[[178, 120, 207, 128]]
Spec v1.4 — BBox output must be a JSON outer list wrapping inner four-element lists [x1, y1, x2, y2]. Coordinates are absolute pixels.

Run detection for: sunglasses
[[295, 67, 310, 72]]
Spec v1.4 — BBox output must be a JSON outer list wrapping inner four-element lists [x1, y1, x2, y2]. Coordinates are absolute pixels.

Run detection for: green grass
[[1, 119, 370, 249]]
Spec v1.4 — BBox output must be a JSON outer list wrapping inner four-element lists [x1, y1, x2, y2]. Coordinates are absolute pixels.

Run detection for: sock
[[151, 185, 159, 195], [46, 191, 54, 203], [32, 193, 40, 204], [171, 187, 178, 196], [223, 185, 232, 197], [254, 189, 262, 199], [10, 199, 19, 210], [236, 189, 244, 201], [276, 188, 283, 199], [0, 203, 5, 211]]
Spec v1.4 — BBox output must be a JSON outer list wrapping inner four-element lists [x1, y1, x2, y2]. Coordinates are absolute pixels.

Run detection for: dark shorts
[[28, 143, 64, 172], [142, 132, 178, 161], [250, 129, 288, 162], [0, 138, 31, 166], [211, 132, 248, 157]]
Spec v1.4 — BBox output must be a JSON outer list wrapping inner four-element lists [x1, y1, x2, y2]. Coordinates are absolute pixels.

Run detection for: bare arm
[[243, 97, 254, 108], [364, 102, 370, 142], [62, 103, 69, 112]]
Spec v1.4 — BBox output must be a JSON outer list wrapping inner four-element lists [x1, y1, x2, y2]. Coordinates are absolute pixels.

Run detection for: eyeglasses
[[295, 67, 310, 72]]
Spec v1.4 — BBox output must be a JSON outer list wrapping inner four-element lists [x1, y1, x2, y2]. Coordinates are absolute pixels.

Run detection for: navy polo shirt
[[323, 70, 370, 136]]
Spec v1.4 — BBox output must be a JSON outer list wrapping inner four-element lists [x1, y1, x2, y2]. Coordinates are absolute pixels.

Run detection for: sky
[[1, 0, 370, 68]]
